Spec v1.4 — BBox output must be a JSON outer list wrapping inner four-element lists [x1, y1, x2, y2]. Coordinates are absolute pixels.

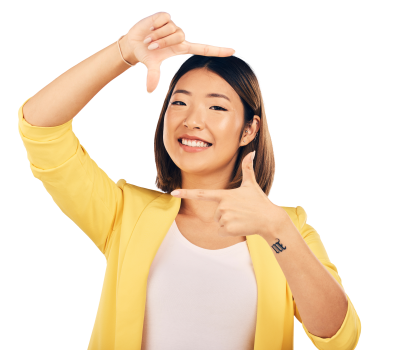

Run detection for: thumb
[[249, 150, 256, 170], [242, 151, 255, 184], [145, 60, 162, 93]]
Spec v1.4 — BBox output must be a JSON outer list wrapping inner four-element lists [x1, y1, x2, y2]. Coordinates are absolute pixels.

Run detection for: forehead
[[172, 68, 240, 105]]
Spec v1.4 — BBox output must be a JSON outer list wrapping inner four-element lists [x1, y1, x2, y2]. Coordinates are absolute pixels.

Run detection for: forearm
[[263, 216, 348, 339], [23, 35, 138, 127]]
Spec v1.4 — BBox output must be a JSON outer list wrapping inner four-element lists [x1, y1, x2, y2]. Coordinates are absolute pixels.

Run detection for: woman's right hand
[[122, 12, 235, 93]]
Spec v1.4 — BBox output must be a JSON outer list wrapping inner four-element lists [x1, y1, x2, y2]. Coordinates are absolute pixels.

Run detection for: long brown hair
[[154, 55, 275, 195]]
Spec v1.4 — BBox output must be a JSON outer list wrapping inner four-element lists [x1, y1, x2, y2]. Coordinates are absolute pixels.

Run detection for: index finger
[[185, 40, 235, 57], [171, 188, 224, 201]]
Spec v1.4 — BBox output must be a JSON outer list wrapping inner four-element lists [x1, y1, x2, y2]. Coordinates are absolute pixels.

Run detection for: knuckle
[[203, 46, 210, 56], [160, 37, 167, 47], [169, 22, 177, 32], [179, 30, 185, 41], [161, 12, 171, 20], [197, 190, 205, 199]]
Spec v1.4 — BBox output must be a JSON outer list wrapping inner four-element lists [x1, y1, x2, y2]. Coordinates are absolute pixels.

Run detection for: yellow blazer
[[18, 97, 361, 350]]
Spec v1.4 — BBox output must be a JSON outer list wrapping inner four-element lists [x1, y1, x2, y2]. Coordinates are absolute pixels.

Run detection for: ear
[[240, 115, 261, 146]]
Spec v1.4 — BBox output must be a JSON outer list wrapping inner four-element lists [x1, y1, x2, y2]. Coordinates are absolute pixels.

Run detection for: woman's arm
[[23, 36, 137, 127]]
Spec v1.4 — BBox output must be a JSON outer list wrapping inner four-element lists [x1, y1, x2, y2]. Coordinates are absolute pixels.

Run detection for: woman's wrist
[[119, 35, 139, 66]]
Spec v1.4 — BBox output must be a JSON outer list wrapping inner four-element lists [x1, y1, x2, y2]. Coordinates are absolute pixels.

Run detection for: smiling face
[[163, 68, 250, 181]]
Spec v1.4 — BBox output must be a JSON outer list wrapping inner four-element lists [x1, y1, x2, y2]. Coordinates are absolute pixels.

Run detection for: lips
[[177, 137, 213, 147], [177, 134, 213, 145], [177, 139, 213, 148]]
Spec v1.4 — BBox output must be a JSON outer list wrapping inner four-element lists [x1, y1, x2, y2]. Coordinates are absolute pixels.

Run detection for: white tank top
[[141, 219, 258, 350]]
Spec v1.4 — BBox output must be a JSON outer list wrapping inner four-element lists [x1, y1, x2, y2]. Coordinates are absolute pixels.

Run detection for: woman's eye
[[170, 101, 227, 111], [212, 106, 226, 111]]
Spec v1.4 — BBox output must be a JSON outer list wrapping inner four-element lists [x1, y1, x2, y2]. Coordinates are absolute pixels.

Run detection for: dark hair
[[154, 55, 275, 195]]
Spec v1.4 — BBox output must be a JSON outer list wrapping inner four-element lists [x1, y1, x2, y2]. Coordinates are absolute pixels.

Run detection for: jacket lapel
[[246, 234, 287, 349], [115, 191, 181, 349]]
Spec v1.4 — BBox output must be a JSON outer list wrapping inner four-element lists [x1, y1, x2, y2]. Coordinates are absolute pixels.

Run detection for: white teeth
[[181, 138, 210, 148]]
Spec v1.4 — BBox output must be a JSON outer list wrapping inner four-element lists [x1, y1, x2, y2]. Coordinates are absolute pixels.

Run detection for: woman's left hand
[[170, 151, 290, 240]]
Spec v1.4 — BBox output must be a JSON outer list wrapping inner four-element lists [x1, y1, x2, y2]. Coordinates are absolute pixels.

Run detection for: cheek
[[162, 115, 177, 154], [163, 112, 173, 137]]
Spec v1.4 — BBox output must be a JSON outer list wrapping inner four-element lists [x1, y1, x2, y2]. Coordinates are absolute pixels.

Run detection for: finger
[[240, 150, 256, 186], [170, 188, 224, 202], [146, 21, 180, 41], [145, 28, 185, 51], [149, 12, 172, 31], [185, 41, 235, 57], [146, 64, 161, 92]]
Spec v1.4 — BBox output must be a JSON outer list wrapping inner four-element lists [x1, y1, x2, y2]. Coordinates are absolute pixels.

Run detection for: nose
[[183, 107, 204, 130]]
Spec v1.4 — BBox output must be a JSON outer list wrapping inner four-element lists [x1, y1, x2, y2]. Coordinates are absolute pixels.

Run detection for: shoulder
[[279, 205, 308, 231], [116, 179, 166, 203]]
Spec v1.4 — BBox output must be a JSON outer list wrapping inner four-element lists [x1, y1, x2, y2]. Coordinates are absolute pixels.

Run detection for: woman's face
[[163, 68, 250, 178]]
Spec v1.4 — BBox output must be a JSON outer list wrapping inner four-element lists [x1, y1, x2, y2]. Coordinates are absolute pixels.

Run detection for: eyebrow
[[172, 89, 231, 102]]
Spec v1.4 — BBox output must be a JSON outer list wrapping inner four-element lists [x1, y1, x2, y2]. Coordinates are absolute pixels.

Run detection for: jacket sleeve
[[293, 206, 361, 350], [18, 97, 123, 259]]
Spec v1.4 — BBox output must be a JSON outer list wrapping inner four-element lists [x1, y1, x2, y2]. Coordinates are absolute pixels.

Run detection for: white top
[[141, 219, 258, 350]]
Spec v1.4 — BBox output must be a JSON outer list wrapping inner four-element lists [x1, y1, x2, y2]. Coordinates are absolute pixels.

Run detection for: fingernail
[[150, 26, 155, 31], [171, 190, 180, 196], [143, 37, 152, 44], [251, 150, 256, 161], [148, 42, 159, 50]]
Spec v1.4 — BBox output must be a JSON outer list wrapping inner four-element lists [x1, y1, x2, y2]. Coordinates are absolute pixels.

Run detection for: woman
[[154, 55, 275, 249], [18, 12, 361, 350]]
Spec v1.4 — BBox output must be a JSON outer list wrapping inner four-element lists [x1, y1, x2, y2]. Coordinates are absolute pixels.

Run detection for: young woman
[[18, 12, 361, 350]]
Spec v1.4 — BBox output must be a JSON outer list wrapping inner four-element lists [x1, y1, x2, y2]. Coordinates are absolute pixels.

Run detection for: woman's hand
[[122, 11, 235, 93], [170, 151, 291, 240]]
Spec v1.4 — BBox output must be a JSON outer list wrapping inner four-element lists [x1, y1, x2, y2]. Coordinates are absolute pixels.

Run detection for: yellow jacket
[[18, 97, 361, 350]]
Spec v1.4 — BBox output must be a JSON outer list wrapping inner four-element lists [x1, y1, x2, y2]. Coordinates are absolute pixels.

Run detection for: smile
[[177, 140, 212, 153]]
